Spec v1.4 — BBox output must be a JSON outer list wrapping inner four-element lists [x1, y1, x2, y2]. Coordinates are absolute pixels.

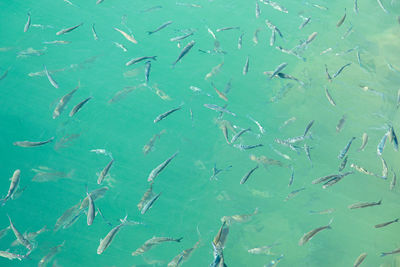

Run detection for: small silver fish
[[243, 56, 249, 75], [336, 9, 347, 27], [336, 115, 346, 132], [44, 65, 59, 89], [377, 132, 388, 156], [69, 97, 92, 117], [240, 165, 259, 184], [172, 40, 195, 67], [141, 192, 162, 214], [299, 219, 333, 245], [92, 23, 98, 40], [358, 133, 368, 151], [97, 159, 114, 185], [147, 21, 173, 35], [13, 138, 54, 147], [348, 199, 382, 209], [1, 170, 21, 204], [154, 106, 182, 123], [325, 87, 336, 106], [338, 137, 356, 159], [147, 152, 178, 182], [270, 63, 288, 79], [8, 215, 32, 251], [56, 23, 83, 35], [53, 84, 79, 119], [353, 252, 367, 267], [24, 13, 31, 33]]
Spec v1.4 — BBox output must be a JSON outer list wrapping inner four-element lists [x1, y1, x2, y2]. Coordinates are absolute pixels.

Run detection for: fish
[[338, 137, 356, 159], [380, 157, 388, 179], [377, 132, 388, 156], [56, 23, 83, 35], [0, 226, 10, 240], [221, 125, 230, 144], [303, 120, 315, 137], [54, 202, 81, 231], [243, 56, 249, 75], [333, 63, 351, 79], [269, 63, 288, 79], [299, 16, 311, 29], [170, 32, 194, 42], [221, 208, 258, 225], [299, 219, 333, 246], [53, 83, 79, 119], [143, 130, 165, 155], [348, 199, 382, 209], [147, 152, 179, 182], [144, 61, 151, 84], [377, 0, 389, 13], [0, 68, 9, 81], [381, 247, 400, 257], [284, 187, 306, 201], [353, 252, 367, 267], [350, 163, 376, 176], [312, 174, 341, 185], [108, 86, 137, 104], [322, 171, 353, 189], [96, 0, 104, 4], [309, 208, 335, 215], [240, 165, 259, 184], [341, 25, 353, 39], [80, 187, 108, 209], [211, 82, 228, 101], [126, 56, 157, 66], [216, 26, 240, 32], [44, 65, 59, 89], [0, 250, 28, 261], [97, 159, 114, 185], [354, 0, 359, 14], [132, 236, 182, 256], [234, 143, 263, 151], [168, 240, 200, 267], [38, 242, 64, 267], [114, 27, 138, 44], [172, 40, 195, 67], [238, 33, 244, 49], [10, 225, 47, 247], [154, 106, 182, 123], [256, 2, 261, 18], [325, 87, 336, 106], [390, 170, 396, 191], [336, 115, 346, 132], [137, 183, 154, 211], [97, 216, 139, 254], [69, 97, 92, 117], [336, 9, 347, 27], [24, 13, 31, 32], [1, 170, 21, 204], [113, 42, 127, 52], [266, 254, 284, 267], [205, 62, 224, 80], [389, 126, 398, 151], [306, 32, 318, 44], [13, 138, 54, 147], [207, 28, 217, 39], [374, 218, 399, 228], [304, 144, 312, 166], [325, 64, 332, 82], [248, 243, 277, 255], [339, 156, 348, 172], [8, 215, 33, 251], [231, 128, 251, 143], [204, 104, 236, 116], [147, 21, 173, 35], [270, 28, 276, 46], [42, 40, 69, 45], [86, 189, 95, 226], [260, 0, 288, 13], [288, 166, 294, 186], [247, 115, 266, 134], [141, 5, 163, 12], [141, 192, 162, 214], [358, 133, 368, 151], [92, 23, 98, 40]]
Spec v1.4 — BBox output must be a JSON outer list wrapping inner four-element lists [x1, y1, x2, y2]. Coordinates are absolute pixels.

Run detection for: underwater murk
[[1, 0, 400, 266]]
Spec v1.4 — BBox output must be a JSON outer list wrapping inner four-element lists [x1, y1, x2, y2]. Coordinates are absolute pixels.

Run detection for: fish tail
[[147, 31, 153, 35], [328, 217, 334, 226], [380, 252, 387, 257], [176, 237, 183, 242], [153, 56, 157, 61]]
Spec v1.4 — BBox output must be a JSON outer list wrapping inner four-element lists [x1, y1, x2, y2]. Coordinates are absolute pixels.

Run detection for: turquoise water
[[1, 0, 400, 266]]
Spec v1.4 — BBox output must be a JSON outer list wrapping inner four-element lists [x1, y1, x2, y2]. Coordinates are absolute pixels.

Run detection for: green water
[[1, 0, 400, 266]]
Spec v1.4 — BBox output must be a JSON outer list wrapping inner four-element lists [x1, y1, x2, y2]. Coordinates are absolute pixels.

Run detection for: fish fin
[[380, 252, 387, 257], [176, 237, 183, 242]]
